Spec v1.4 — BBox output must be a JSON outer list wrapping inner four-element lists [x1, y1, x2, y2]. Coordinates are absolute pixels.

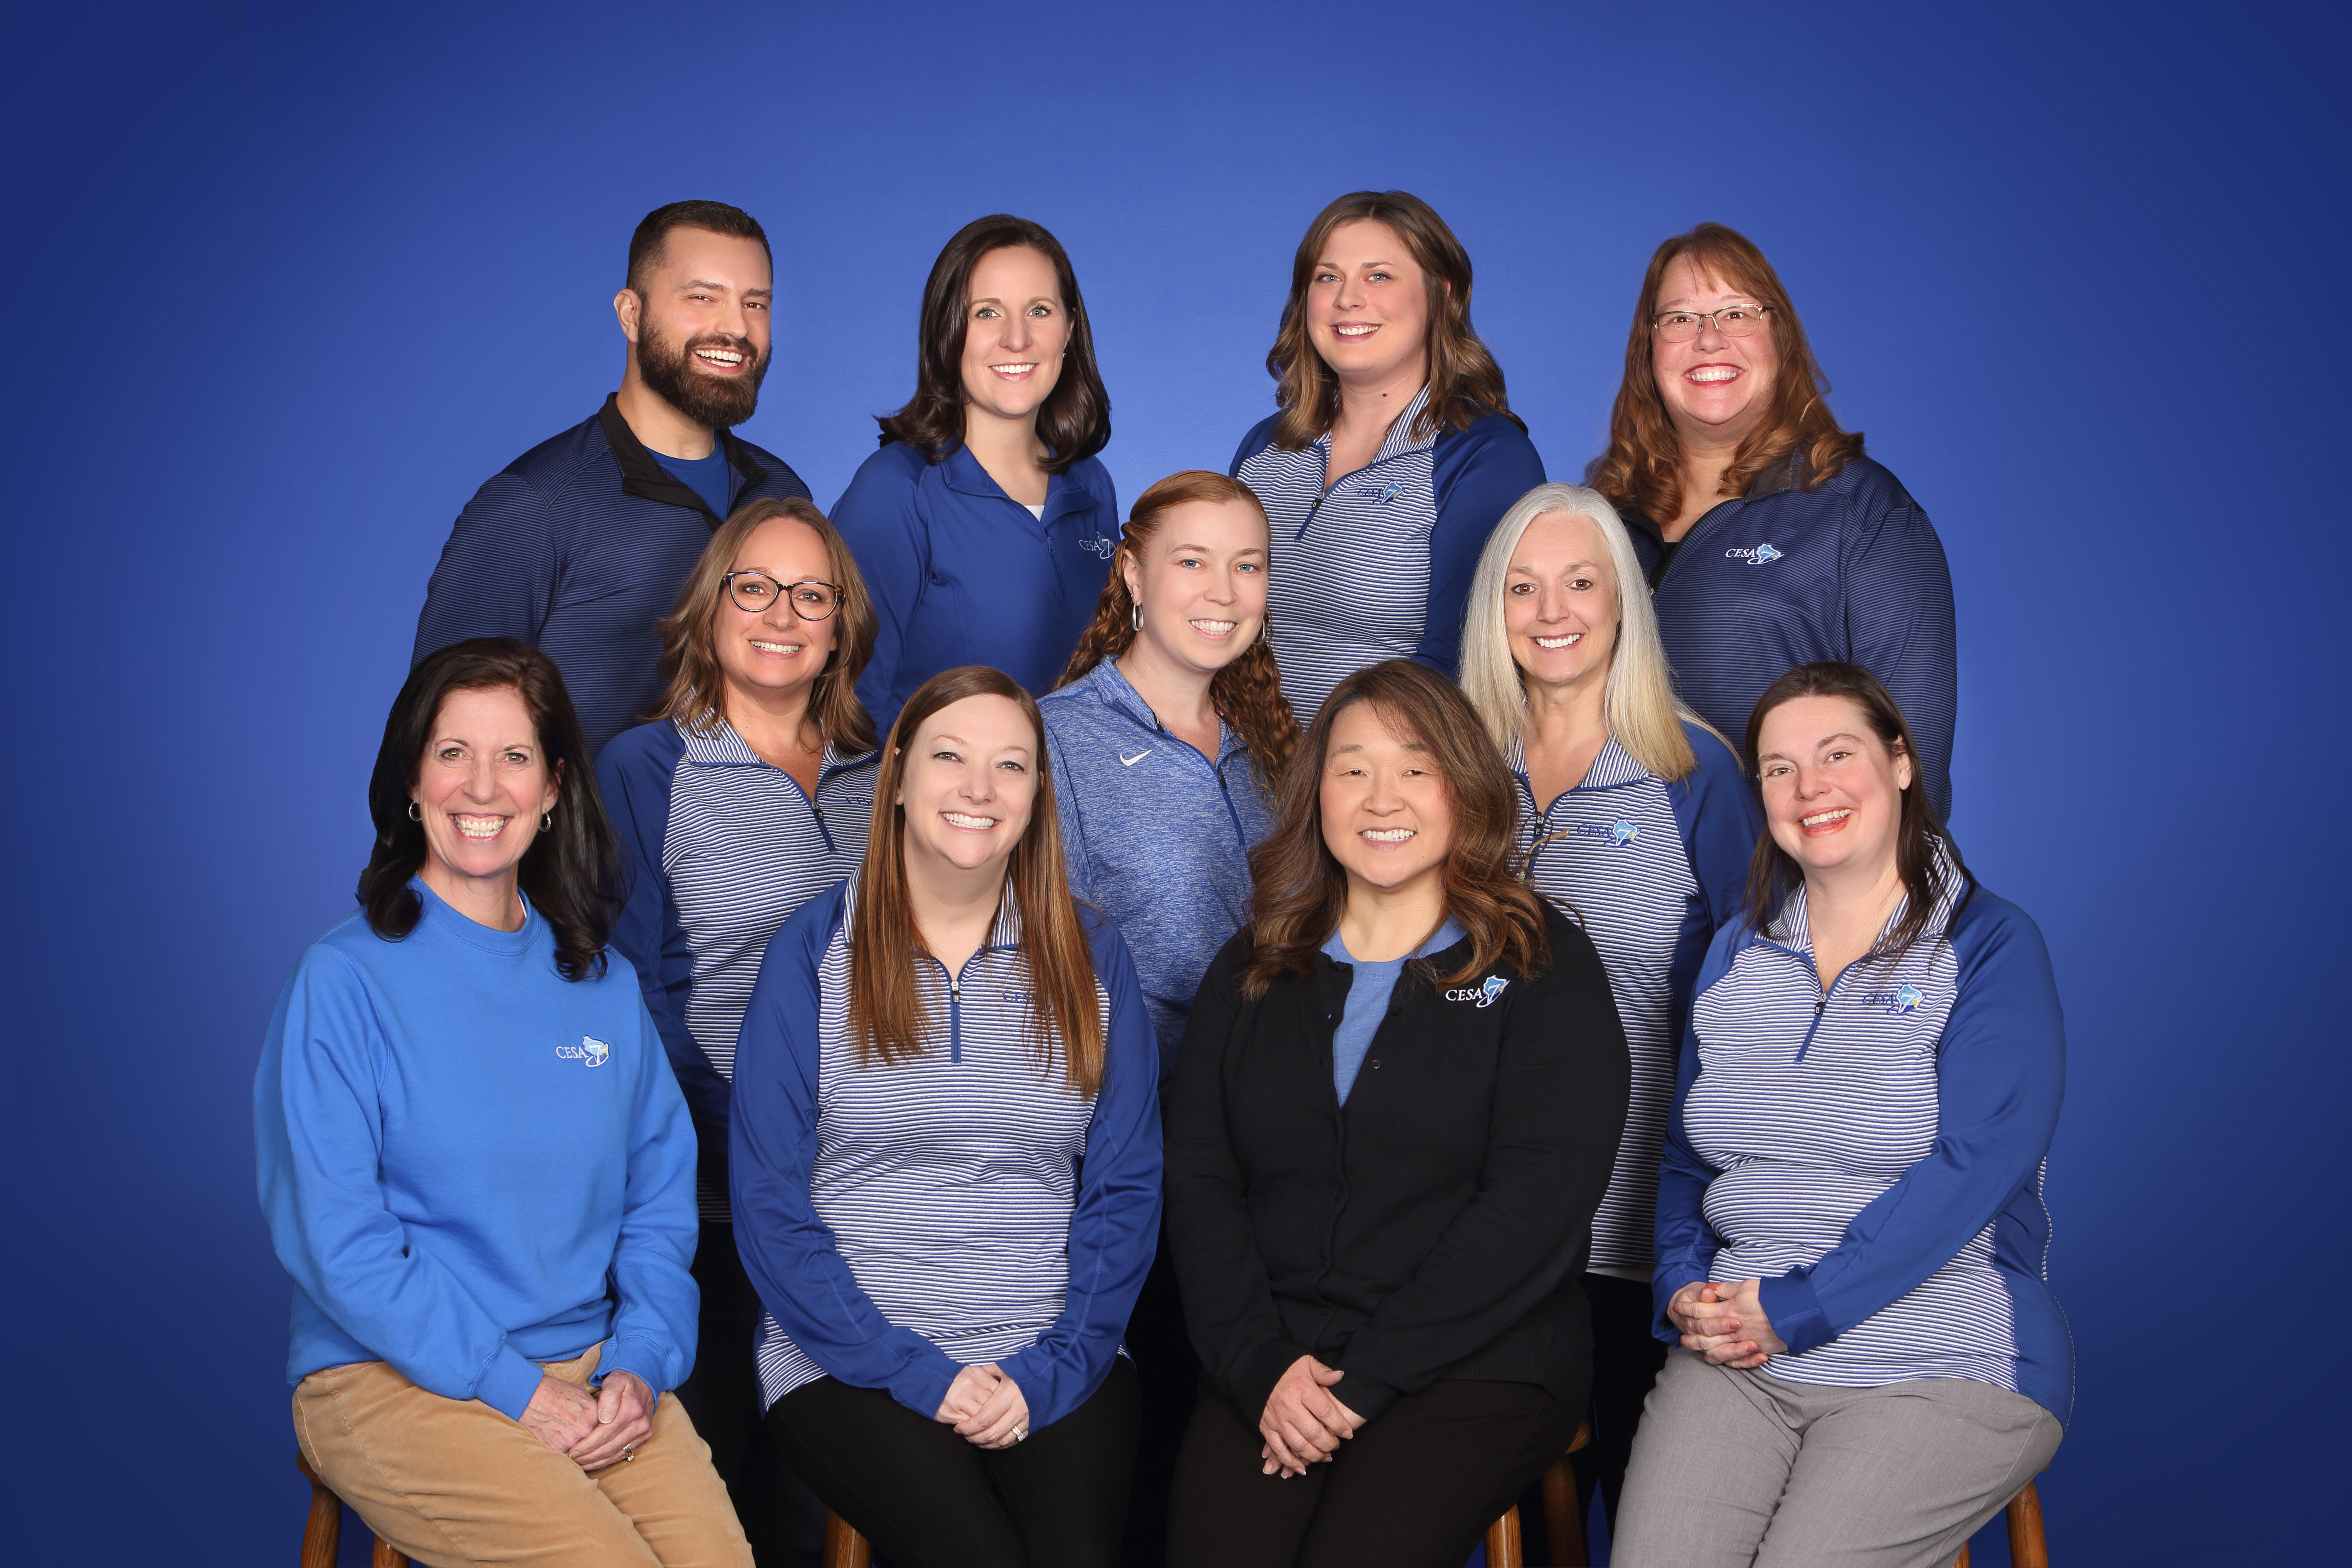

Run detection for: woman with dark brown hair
[[1231, 191, 1547, 723], [729, 666, 1162, 1568], [1587, 222, 1960, 821], [595, 494, 881, 1559], [1164, 660, 1628, 1568], [834, 215, 1120, 737]]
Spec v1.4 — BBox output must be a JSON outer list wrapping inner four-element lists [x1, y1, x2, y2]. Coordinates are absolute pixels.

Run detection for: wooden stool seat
[[296, 1451, 409, 1568]]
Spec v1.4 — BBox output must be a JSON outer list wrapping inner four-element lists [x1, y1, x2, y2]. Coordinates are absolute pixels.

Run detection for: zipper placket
[[1142, 706, 1253, 849], [1769, 940, 1843, 1062], [1655, 497, 1745, 592], [1293, 445, 1419, 543]]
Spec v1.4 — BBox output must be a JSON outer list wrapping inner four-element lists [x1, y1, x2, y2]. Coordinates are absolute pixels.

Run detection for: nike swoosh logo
[[1119, 750, 1152, 767]]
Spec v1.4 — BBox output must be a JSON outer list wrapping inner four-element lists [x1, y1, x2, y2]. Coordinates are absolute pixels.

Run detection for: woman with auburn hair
[[835, 214, 1120, 737], [1587, 222, 1960, 821], [1165, 660, 1628, 1568], [1232, 190, 1546, 722], [1041, 468, 1294, 1566], [730, 666, 1162, 1568], [1613, 663, 2069, 1568], [596, 493, 881, 1557], [1458, 481, 1760, 1549], [257, 638, 750, 1567]]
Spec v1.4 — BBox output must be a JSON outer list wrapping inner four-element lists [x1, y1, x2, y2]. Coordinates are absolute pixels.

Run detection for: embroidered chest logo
[[557, 1035, 612, 1067], [1354, 479, 1404, 504], [1725, 541, 1783, 566], [1860, 984, 1928, 1016], [1568, 818, 1639, 847], [1077, 534, 1117, 560], [1119, 748, 1152, 767], [1444, 976, 1510, 1008]]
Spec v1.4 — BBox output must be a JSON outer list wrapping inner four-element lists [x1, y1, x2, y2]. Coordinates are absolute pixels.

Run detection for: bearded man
[[412, 200, 810, 755]]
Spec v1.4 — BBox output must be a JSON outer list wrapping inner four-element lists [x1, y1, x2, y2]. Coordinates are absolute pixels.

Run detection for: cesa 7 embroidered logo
[[1568, 818, 1639, 847], [1354, 479, 1404, 504], [1724, 541, 1783, 566], [1860, 985, 1928, 1016], [1444, 976, 1511, 1008], [556, 1035, 612, 1067], [1077, 533, 1117, 560]]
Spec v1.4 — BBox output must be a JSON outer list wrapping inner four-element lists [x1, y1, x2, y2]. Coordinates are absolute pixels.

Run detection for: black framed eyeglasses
[[1651, 303, 1773, 343], [724, 572, 842, 620]]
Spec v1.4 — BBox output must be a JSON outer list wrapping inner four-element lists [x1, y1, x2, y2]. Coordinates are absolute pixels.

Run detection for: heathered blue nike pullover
[[254, 881, 699, 1419]]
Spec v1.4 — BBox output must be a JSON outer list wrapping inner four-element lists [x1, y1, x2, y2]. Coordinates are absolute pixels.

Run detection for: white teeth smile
[[1534, 634, 1583, 649], [1687, 366, 1739, 383], [993, 362, 1037, 375], [1334, 324, 1379, 338], [1801, 808, 1852, 829], [749, 640, 802, 655], [1360, 827, 1415, 843], [1190, 619, 1237, 637], [942, 812, 998, 830], [453, 814, 506, 839], [695, 348, 745, 366]]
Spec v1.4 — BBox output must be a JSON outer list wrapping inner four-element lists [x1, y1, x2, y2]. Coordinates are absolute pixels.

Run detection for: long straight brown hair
[[1241, 660, 1548, 998], [651, 496, 879, 755], [1743, 662, 1972, 958], [849, 666, 1106, 1094], [1265, 191, 1522, 451], [1055, 470, 1297, 782], [1587, 222, 1864, 528]]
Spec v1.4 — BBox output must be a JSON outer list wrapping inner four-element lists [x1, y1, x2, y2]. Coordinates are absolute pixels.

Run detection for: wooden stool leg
[[1542, 1454, 1588, 1567], [2007, 1479, 2049, 1568], [1483, 1503, 1524, 1568], [1949, 1544, 1970, 1568], [372, 1538, 410, 1568], [294, 1453, 340, 1568], [824, 1510, 874, 1568]]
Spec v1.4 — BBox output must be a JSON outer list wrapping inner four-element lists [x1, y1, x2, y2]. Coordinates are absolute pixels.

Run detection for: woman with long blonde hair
[[1460, 481, 1759, 1550], [730, 665, 1162, 1568]]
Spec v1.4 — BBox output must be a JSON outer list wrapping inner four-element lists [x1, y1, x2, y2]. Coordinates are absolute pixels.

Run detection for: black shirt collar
[[597, 392, 770, 530]]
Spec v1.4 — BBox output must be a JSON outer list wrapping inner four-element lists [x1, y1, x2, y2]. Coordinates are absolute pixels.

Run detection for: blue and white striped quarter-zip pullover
[[730, 878, 1162, 1432], [1038, 659, 1278, 1072], [1630, 453, 1958, 823], [1655, 851, 2072, 1425], [1510, 724, 1759, 1274], [597, 717, 878, 1218], [1233, 387, 1545, 722]]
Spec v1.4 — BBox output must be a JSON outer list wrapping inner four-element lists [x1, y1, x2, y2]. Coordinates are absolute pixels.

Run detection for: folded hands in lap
[[1668, 1278, 1788, 1370], [935, 1363, 1031, 1449], [519, 1369, 655, 1470], [1258, 1354, 1364, 1479]]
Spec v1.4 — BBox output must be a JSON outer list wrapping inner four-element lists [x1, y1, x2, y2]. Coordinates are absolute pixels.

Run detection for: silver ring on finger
[[1013, 1425, 1028, 1442]]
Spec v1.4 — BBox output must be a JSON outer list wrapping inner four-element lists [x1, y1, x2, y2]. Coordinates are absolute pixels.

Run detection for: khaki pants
[[293, 1341, 752, 1568]]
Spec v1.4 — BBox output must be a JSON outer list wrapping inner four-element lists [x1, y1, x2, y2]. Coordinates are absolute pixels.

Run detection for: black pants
[[1120, 1223, 1198, 1568], [673, 1221, 826, 1568], [766, 1357, 1140, 1568], [1167, 1376, 1579, 1568], [1566, 1272, 1670, 1544]]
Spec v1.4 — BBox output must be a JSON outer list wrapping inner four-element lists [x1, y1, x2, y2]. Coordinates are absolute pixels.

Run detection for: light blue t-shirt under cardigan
[[254, 880, 699, 1419], [1320, 917, 1466, 1104]]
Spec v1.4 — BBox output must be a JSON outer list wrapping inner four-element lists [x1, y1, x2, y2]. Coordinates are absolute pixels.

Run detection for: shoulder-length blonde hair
[[652, 496, 878, 755], [1241, 660, 1548, 999], [1055, 469, 1296, 782], [1264, 190, 1521, 451], [1587, 222, 1863, 528], [1461, 483, 1714, 782], [851, 666, 1105, 1096]]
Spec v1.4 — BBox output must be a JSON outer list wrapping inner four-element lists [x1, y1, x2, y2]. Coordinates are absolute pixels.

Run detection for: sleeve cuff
[[1757, 1272, 1833, 1355], [593, 1338, 672, 1399], [1232, 1337, 1311, 1424], [884, 1348, 964, 1423], [477, 1347, 546, 1421], [1331, 1367, 1399, 1424]]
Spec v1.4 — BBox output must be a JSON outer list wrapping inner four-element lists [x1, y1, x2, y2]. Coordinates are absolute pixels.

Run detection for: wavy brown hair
[[850, 666, 1106, 1095], [1240, 660, 1548, 998], [1744, 662, 1971, 958], [1265, 190, 1522, 450], [1055, 470, 1297, 781], [874, 214, 1111, 472], [360, 638, 621, 982], [651, 496, 878, 755], [1588, 222, 1864, 528]]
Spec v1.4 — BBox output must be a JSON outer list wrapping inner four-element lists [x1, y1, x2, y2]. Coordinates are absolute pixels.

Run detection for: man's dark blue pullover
[[413, 395, 810, 755]]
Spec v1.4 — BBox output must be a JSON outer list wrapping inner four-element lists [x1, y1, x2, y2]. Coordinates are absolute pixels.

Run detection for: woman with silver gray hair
[[1460, 482, 1760, 1549]]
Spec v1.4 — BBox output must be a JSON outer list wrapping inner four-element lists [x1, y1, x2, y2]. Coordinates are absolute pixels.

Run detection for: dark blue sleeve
[[1227, 417, 1278, 479], [1419, 417, 1547, 676], [996, 921, 1164, 1430], [1841, 490, 1958, 824], [1669, 724, 1762, 942], [729, 886, 966, 1418], [595, 726, 730, 1140], [833, 450, 929, 742], [413, 471, 558, 663], [1651, 926, 1741, 1338], [1755, 898, 2065, 1355]]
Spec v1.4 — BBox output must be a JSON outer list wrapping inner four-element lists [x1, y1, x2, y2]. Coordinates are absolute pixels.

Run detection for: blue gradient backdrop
[[2, 2, 2341, 1561]]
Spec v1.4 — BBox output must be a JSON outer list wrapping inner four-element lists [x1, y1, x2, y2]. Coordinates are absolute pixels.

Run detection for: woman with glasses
[[1588, 223, 1960, 822], [1231, 190, 1546, 723], [732, 665, 1162, 1568], [597, 494, 882, 1557], [1457, 482, 1760, 1552], [835, 215, 1119, 739]]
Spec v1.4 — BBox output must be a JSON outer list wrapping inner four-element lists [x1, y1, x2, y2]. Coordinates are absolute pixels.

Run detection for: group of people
[[254, 193, 2071, 1568]]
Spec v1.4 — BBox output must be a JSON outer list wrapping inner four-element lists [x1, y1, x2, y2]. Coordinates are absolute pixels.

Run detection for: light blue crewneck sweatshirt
[[1320, 917, 1465, 1105], [254, 880, 699, 1418]]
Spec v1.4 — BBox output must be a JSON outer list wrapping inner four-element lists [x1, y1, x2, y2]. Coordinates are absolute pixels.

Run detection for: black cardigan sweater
[[1166, 901, 1629, 1425]]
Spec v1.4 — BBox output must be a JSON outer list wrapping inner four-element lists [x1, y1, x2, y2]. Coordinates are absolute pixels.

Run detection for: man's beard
[[635, 315, 768, 429]]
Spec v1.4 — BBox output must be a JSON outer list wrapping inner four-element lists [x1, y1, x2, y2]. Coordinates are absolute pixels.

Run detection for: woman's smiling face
[[1756, 693, 1913, 881], [1318, 699, 1454, 896], [1650, 254, 1780, 448], [895, 693, 1038, 878]]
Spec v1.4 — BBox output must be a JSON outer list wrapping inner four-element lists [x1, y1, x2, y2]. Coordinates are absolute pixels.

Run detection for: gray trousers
[[1611, 1349, 2062, 1568]]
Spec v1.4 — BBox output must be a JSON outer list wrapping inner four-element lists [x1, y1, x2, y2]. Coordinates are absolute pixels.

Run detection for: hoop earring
[[407, 801, 422, 822], [540, 813, 553, 831], [1131, 603, 1143, 631]]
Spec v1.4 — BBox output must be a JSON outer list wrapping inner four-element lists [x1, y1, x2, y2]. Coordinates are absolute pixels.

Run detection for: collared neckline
[[838, 869, 1027, 955], [675, 715, 873, 779], [1766, 840, 1969, 956], [410, 875, 541, 958], [1311, 382, 1437, 472], [1078, 658, 1249, 768], [938, 442, 1101, 525], [1507, 730, 1651, 812], [597, 393, 769, 530]]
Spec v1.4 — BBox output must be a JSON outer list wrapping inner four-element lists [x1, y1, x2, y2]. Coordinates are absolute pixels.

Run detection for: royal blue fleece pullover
[[254, 882, 699, 1419]]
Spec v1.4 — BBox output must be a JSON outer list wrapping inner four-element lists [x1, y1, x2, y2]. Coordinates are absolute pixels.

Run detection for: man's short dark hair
[[626, 201, 771, 293]]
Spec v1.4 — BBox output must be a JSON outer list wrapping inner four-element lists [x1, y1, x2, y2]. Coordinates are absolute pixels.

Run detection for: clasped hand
[[934, 1363, 1031, 1449], [518, 1369, 655, 1471], [1667, 1278, 1788, 1370], [1258, 1354, 1364, 1478]]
